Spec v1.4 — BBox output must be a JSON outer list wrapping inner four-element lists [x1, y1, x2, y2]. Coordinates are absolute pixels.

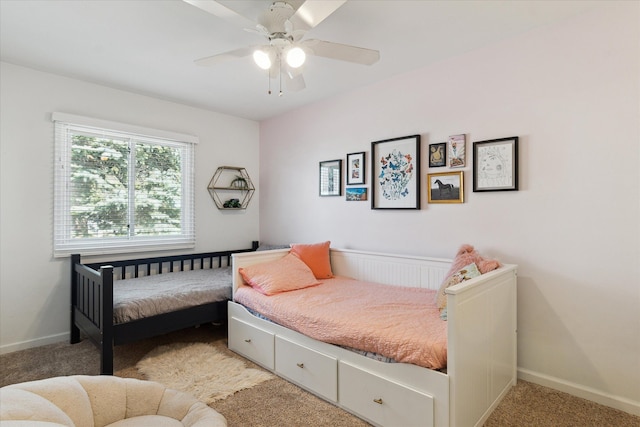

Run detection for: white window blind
[[53, 113, 197, 257]]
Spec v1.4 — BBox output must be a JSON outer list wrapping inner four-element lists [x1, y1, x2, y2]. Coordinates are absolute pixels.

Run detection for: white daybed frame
[[229, 248, 517, 427]]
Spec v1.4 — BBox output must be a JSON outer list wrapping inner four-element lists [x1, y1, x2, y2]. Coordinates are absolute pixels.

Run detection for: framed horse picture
[[427, 171, 464, 203]]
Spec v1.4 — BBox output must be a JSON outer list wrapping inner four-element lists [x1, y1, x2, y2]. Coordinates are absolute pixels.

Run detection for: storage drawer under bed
[[228, 316, 275, 369], [338, 360, 434, 427], [275, 336, 338, 402]]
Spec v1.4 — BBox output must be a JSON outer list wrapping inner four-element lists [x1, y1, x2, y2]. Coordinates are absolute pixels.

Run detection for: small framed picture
[[473, 136, 519, 192], [428, 143, 446, 167], [319, 159, 342, 196], [448, 134, 466, 168], [371, 134, 421, 210], [346, 187, 368, 201], [346, 151, 365, 185], [427, 171, 464, 203]]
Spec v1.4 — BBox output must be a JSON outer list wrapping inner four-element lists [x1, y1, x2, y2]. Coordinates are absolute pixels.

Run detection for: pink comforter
[[234, 277, 448, 370]]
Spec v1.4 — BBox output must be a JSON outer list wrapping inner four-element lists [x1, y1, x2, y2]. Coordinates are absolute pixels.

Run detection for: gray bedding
[[113, 267, 232, 324]]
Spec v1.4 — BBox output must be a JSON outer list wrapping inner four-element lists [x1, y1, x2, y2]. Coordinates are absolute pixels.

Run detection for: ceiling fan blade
[[286, 74, 306, 92], [302, 39, 380, 65], [282, 61, 304, 79], [183, 0, 256, 29], [194, 46, 257, 67], [290, 0, 346, 32], [246, 24, 270, 38]]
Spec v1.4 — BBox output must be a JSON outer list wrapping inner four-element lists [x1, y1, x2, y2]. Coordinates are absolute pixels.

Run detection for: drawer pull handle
[[244, 339, 251, 343], [297, 363, 304, 368], [373, 398, 383, 405]]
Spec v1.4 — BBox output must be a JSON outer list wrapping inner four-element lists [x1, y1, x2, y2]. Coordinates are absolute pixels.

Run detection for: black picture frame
[[371, 135, 421, 210], [428, 142, 446, 167], [319, 159, 342, 196], [346, 151, 366, 185], [473, 136, 519, 192]]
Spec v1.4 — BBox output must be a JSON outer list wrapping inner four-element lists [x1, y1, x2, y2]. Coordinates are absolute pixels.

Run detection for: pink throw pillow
[[290, 241, 334, 279], [239, 253, 320, 296]]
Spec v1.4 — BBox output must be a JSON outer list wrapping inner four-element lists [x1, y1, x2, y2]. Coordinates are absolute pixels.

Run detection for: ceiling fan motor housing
[[260, 2, 295, 35]]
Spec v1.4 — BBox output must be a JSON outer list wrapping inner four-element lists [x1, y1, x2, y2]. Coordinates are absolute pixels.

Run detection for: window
[[53, 113, 196, 256]]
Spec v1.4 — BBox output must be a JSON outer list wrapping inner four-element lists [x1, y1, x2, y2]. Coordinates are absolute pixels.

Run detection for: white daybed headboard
[[232, 247, 454, 296]]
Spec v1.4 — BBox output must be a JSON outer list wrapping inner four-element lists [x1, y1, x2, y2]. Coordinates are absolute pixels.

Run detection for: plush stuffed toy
[[443, 244, 501, 279], [435, 245, 502, 311]]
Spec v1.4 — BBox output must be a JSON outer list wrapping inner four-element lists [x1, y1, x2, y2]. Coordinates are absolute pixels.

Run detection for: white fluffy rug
[[136, 342, 274, 404]]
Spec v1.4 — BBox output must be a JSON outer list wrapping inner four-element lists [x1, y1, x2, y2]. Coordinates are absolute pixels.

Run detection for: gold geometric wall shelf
[[207, 166, 255, 210]]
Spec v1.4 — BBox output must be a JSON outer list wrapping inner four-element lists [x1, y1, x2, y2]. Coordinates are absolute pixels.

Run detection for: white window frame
[[52, 113, 197, 257]]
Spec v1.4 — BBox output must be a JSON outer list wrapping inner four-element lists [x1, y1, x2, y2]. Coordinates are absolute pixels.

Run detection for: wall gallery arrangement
[[320, 133, 518, 207]]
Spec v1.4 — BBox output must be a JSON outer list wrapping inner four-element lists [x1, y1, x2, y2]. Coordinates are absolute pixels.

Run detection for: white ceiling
[[0, 0, 600, 121]]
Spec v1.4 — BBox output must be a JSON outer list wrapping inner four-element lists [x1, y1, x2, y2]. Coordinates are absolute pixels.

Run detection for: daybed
[[70, 242, 258, 375], [0, 375, 226, 426], [228, 244, 517, 427]]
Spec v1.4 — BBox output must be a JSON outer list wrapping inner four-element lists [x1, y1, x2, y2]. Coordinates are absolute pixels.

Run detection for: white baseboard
[[0, 332, 68, 355], [518, 368, 640, 417]]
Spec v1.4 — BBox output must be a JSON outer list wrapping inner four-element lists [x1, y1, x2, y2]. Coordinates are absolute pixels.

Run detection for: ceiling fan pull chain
[[279, 55, 283, 97], [278, 54, 282, 96]]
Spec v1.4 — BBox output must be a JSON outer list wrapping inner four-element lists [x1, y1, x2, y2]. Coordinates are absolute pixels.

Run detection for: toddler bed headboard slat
[[87, 250, 247, 280]]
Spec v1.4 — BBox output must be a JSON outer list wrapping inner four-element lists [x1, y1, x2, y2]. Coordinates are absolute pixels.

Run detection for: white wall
[[0, 62, 260, 353], [259, 3, 639, 414]]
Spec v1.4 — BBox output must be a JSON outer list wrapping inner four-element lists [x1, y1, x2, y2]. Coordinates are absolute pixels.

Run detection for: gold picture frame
[[427, 171, 464, 204]]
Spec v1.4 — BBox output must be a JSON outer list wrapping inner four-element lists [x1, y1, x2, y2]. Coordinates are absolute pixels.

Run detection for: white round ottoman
[[0, 375, 226, 427]]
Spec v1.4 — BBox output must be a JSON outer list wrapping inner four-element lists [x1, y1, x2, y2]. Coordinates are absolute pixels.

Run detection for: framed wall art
[[427, 171, 464, 204], [346, 151, 365, 185], [346, 187, 367, 201], [428, 142, 446, 167], [448, 134, 466, 168], [473, 136, 519, 192], [371, 134, 420, 209], [319, 159, 342, 196]]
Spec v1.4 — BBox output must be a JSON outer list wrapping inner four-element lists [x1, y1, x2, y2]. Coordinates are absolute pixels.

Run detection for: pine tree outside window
[[53, 113, 196, 256]]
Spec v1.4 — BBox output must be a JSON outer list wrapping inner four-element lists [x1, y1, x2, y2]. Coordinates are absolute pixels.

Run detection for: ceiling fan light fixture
[[286, 46, 306, 68], [253, 49, 273, 70]]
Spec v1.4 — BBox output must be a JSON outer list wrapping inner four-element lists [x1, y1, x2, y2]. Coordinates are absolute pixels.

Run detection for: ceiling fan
[[183, 0, 380, 95]]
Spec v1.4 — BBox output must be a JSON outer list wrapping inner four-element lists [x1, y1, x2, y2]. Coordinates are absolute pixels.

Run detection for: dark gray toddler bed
[[70, 241, 258, 375]]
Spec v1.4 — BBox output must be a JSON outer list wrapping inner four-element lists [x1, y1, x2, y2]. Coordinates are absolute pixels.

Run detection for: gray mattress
[[113, 267, 232, 324]]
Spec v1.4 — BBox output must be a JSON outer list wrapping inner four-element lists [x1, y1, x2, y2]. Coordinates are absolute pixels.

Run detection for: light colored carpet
[[136, 341, 274, 404], [2, 325, 638, 426]]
